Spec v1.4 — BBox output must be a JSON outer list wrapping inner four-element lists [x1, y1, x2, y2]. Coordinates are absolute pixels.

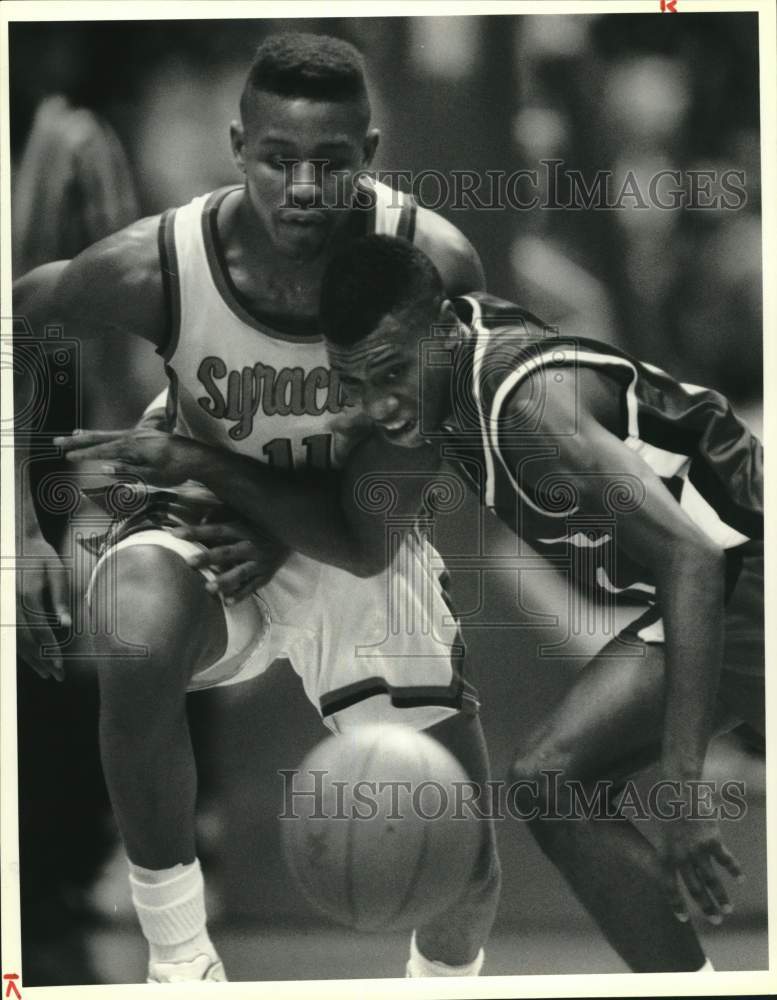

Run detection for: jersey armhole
[[156, 208, 181, 362]]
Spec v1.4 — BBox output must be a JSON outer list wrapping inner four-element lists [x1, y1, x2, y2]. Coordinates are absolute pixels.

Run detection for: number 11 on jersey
[[263, 433, 333, 472]]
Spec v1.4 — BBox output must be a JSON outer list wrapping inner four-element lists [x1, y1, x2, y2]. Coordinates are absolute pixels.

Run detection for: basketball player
[[15, 37, 500, 983], [63, 234, 764, 974], [313, 236, 765, 974]]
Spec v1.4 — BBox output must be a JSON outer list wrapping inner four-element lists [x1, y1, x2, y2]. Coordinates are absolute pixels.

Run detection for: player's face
[[328, 308, 452, 449], [232, 91, 378, 260]]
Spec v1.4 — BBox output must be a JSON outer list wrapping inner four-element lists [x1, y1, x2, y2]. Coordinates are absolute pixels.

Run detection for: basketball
[[281, 724, 483, 932]]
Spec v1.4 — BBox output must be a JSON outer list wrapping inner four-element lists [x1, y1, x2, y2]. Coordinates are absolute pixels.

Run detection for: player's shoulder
[[37, 214, 167, 346], [462, 292, 549, 338], [13, 260, 70, 310], [73, 214, 163, 290], [413, 206, 485, 295], [462, 295, 619, 435]]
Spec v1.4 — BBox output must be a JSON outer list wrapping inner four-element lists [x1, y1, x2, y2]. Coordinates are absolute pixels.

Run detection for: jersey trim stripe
[[463, 295, 499, 508], [396, 195, 418, 242], [485, 347, 639, 518], [537, 531, 612, 548], [318, 673, 476, 720], [623, 437, 690, 478], [157, 208, 181, 362], [679, 476, 749, 549]]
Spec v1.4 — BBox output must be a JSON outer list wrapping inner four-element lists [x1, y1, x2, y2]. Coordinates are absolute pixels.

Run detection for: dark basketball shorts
[[618, 538, 764, 735]]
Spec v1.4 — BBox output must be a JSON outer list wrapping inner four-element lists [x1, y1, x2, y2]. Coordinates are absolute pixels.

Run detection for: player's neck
[[218, 188, 330, 319], [231, 190, 320, 272]]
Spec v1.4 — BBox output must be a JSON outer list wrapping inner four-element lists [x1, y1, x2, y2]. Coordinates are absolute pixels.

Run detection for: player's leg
[[86, 540, 228, 981], [508, 637, 709, 972], [305, 535, 501, 976], [89, 543, 225, 865], [410, 706, 501, 974]]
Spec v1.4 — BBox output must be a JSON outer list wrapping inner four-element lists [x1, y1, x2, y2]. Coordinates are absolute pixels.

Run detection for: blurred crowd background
[[11, 12, 763, 417], [9, 11, 765, 985]]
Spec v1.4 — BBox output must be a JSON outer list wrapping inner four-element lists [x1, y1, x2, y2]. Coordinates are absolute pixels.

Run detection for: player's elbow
[[663, 534, 726, 584]]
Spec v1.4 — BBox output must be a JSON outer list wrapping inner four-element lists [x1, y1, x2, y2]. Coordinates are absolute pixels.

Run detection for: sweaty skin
[[14, 88, 483, 663], [58, 294, 745, 944], [17, 87, 501, 974]]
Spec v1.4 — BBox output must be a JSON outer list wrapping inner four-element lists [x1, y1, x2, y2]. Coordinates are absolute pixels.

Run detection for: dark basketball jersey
[[441, 293, 763, 604]]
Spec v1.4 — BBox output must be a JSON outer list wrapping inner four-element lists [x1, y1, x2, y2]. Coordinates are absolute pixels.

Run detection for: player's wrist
[[185, 441, 236, 490], [659, 759, 706, 792]]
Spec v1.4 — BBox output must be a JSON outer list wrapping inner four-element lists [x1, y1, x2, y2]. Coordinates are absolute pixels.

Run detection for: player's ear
[[362, 128, 380, 166], [230, 121, 246, 174]]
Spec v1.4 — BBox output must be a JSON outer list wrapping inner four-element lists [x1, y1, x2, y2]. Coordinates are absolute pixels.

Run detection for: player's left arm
[[414, 207, 486, 295], [54, 427, 440, 577], [500, 370, 739, 920]]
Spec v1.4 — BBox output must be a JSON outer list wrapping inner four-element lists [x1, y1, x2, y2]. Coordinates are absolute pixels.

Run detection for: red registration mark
[[3, 974, 21, 1000], [660, 0, 678, 10]]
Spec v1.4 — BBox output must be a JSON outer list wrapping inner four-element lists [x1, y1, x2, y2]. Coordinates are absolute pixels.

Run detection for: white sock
[[406, 931, 484, 977], [128, 858, 218, 964], [697, 958, 715, 972]]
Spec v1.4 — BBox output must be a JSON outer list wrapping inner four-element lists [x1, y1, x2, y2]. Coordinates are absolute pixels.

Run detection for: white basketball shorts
[[86, 527, 477, 734]]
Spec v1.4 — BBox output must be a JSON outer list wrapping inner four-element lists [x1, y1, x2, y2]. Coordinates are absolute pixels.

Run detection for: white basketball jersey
[[156, 180, 417, 481]]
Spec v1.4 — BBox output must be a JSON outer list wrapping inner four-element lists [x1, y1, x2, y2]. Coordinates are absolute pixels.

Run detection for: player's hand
[[135, 406, 169, 432], [170, 521, 290, 603], [658, 814, 743, 925], [15, 527, 70, 681], [54, 428, 199, 487]]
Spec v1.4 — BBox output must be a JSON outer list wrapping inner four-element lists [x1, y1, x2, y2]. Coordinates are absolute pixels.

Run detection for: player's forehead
[[243, 90, 368, 149], [328, 314, 416, 376]]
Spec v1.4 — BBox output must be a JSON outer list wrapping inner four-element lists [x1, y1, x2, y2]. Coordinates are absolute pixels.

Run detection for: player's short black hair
[[240, 33, 369, 120], [320, 235, 445, 347]]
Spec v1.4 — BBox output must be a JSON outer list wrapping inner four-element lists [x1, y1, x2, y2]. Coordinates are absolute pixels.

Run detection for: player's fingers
[[193, 543, 251, 569], [46, 563, 72, 631], [99, 464, 153, 482], [17, 630, 53, 679], [680, 861, 722, 924], [62, 440, 129, 463], [202, 521, 252, 543], [212, 563, 263, 601], [661, 866, 689, 923], [230, 579, 262, 603], [54, 430, 126, 451], [171, 523, 230, 545], [710, 840, 744, 882], [695, 854, 732, 916], [18, 625, 63, 680]]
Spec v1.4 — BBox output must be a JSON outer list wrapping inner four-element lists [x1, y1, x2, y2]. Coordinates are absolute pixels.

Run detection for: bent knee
[[87, 543, 225, 666], [508, 748, 578, 819]]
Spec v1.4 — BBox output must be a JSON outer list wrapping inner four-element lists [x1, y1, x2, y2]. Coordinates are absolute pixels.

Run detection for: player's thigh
[[86, 542, 227, 680], [515, 636, 668, 783], [427, 708, 492, 788]]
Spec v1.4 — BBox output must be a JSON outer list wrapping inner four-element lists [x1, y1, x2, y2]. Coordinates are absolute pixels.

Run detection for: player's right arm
[[14, 216, 166, 349], [55, 424, 440, 578], [13, 220, 164, 678], [500, 370, 737, 921]]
